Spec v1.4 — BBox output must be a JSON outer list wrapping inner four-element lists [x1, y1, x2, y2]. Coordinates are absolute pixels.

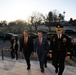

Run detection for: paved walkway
[[0, 57, 76, 75]]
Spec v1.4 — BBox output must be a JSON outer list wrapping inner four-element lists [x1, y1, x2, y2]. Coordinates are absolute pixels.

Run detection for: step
[[0, 57, 76, 75]]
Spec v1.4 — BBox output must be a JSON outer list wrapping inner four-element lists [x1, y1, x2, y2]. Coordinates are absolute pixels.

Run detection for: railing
[[0, 49, 5, 60], [0, 49, 10, 60], [0, 40, 10, 60]]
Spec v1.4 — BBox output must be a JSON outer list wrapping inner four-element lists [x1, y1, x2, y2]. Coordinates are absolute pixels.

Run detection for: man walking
[[20, 30, 34, 70], [49, 24, 71, 75], [34, 30, 49, 73]]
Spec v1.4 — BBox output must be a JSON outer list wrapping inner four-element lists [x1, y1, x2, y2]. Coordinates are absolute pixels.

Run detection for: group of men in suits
[[19, 23, 71, 75]]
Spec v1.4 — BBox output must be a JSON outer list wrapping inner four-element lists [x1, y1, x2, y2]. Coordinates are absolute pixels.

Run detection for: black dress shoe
[[41, 68, 44, 73], [27, 66, 30, 70], [45, 64, 47, 68], [55, 68, 58, 73], [16, 58, 18, 60]]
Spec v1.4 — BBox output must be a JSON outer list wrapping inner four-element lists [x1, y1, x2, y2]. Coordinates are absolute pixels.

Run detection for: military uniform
[[49, 24, 71, 75]]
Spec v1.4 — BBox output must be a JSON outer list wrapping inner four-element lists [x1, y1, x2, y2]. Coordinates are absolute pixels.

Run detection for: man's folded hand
[[49, 54, 52, 58], [20, 52, 22, 56]]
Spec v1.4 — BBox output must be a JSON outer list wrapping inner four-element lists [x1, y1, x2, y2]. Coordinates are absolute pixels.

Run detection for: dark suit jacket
[[50, 34, 71, 58], [34, 37, 49, 54], [20, 36, 34, 53]]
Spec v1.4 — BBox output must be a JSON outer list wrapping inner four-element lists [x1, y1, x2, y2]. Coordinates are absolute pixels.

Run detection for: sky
[[0, 0, 76, 22]]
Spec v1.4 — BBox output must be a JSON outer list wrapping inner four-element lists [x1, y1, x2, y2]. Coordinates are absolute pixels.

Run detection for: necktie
[[58, 35, 60, 39], [24, 38, 27, 45], [39, 38, 42, 46], [59, 35, 60, 38]]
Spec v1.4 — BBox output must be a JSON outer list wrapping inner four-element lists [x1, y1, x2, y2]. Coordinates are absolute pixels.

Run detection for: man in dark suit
[[34, 30, 49, 73], [49, 24, 71, 75], [20, 30, 34, 70]]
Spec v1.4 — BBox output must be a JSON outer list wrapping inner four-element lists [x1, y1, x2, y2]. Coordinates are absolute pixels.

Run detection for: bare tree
[[47, 11, 53, 22], [58, 13, 64, 22], [29, 11, 46, 25], [0, 20, 7, 26]]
